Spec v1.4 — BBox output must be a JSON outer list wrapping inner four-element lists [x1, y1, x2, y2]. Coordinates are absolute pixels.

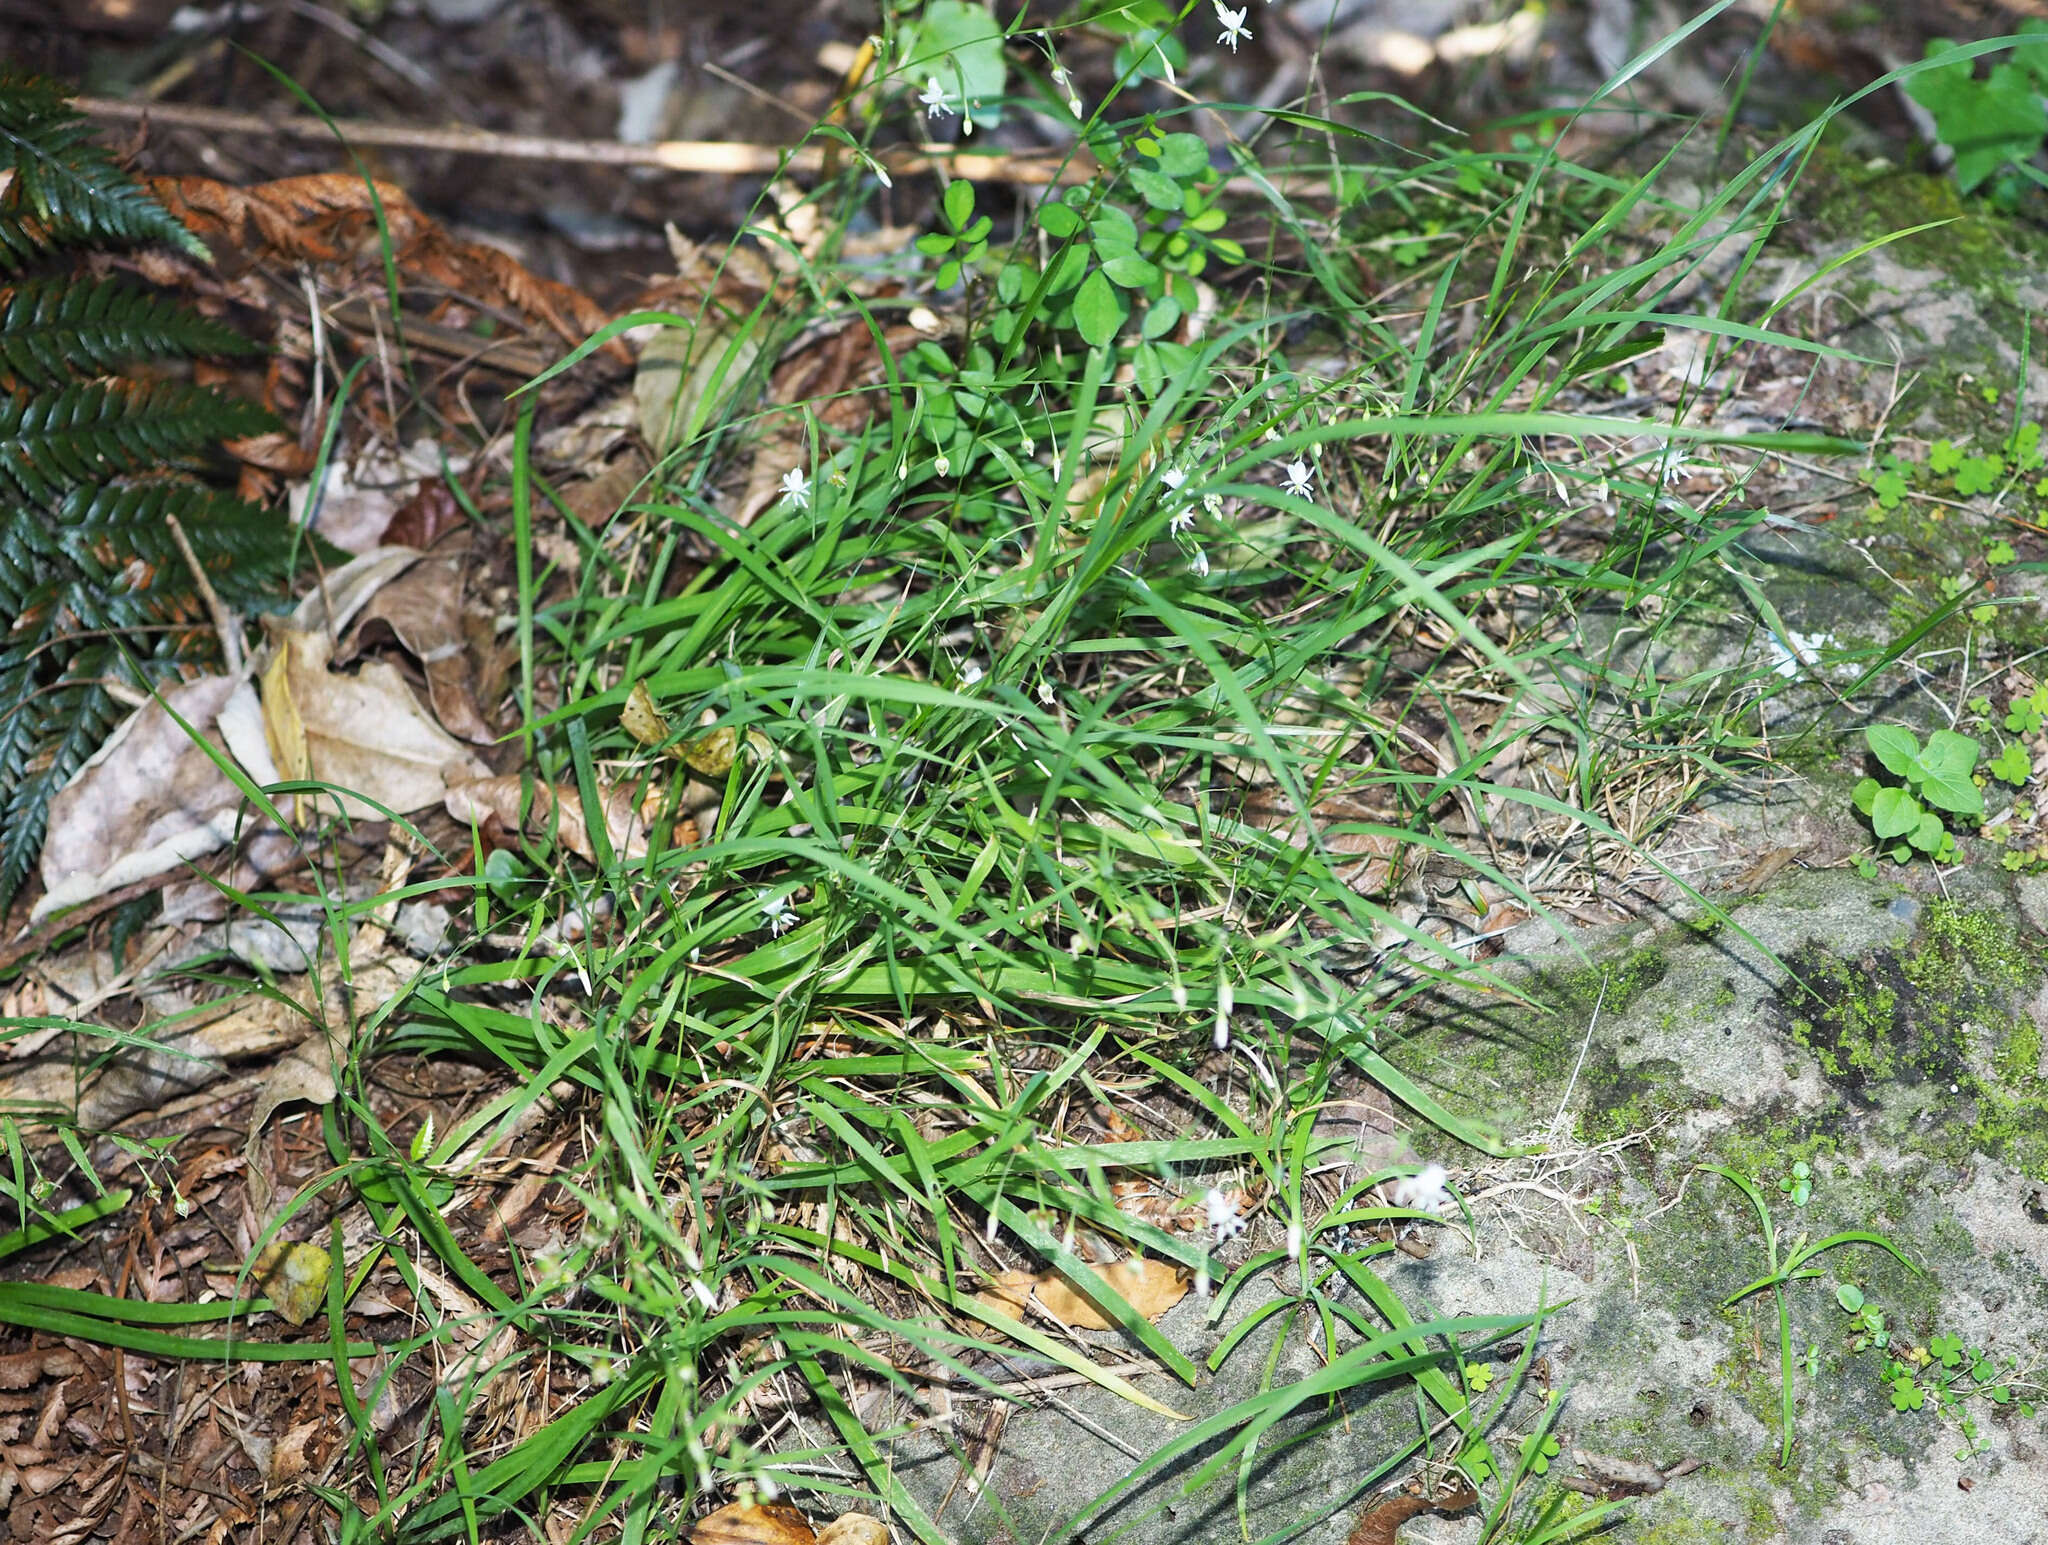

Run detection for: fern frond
[[0, 660, 123, 914], [0, 278, 255, 383], [0, 379, 274, 502], [0, 71, 301, 917], [0, 73, 207, 264], [44, 482, 299, 609]]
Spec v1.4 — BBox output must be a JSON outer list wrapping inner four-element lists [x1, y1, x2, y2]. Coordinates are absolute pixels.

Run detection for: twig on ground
[[164, 513, 244, 676], [73, 97, 1088, 186]]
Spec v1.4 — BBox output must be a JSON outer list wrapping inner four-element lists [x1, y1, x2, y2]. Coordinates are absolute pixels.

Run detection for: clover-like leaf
[[1038, 200, 1084, 239], [1158, 132, 1210, 179], [943, 178, 976, 231]]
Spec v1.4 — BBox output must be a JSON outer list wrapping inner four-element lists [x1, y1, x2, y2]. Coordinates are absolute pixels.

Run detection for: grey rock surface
[[864, 865, 2048, 1545]]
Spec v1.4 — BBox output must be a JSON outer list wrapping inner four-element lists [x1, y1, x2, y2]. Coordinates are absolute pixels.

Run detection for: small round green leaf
[[1038, 201, 1084, 239], [1141, 295, 1182, 339], [1100, 253, 1160, 288], [1072, 268, 1126, 347], [1129, 165, 1184, 211], [943, 178, 976, 232], [1045, 244, 1090, 294], [1159, 132, 1210, 178]]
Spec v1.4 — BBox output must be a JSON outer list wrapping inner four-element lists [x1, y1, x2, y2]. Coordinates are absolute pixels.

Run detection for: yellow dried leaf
[[621, 681, 672, 750], [260, 640, 310, 795], [253, 1240, 332, 1326], [815, 1514, 888, 1545], [684, 724, 737, 778], [973, 1256, 1186, 1331], [690, 1501, 817, 1545]]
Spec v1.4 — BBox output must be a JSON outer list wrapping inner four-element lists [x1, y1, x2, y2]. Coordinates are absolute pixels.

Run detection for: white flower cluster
[[1389, 1162, 1453, 1217]]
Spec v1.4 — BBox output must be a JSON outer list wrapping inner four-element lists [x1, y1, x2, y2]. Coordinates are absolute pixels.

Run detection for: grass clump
[[5, 6, 1929, 1543]]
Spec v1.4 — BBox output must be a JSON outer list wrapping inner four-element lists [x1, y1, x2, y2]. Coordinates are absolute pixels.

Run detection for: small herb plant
[[1905, 24, 2048, 201], [1833, 1282, 2044, 1458], [1866, 421, 2048, 533], [1703, 1164, 1918, 1467], [1851, 724, 1983, 864]]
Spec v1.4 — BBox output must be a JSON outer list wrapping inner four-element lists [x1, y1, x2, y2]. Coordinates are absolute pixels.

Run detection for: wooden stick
[[72, 95, 1089, 186]]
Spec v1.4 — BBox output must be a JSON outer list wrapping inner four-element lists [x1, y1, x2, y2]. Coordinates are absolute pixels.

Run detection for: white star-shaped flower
[[1281, 459, 1313, 500], [1215, 2, 1251, 50], [1204, 1187, 1245, 1245], [780, 467, 811, 508], [1169, 507, 1196, 536], [1161, 465, 1188, 493], [760, 891, 796, 936], [919, 77, 952, 119]]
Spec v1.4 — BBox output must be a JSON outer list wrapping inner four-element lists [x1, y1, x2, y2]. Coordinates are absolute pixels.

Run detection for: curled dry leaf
[[974, 1255, 1187, 1331], [1347, 1481, 1478, 1545], [338, 536, 494, 743], [620, 681, 670, 749], [0, 1350, 80, 1391], [690, 1502, 817, 1545], [620, 683, 753, 778], [445, 774, 667, 863], [815, 1514, 889, 1545], [150, 173, 623, 361]]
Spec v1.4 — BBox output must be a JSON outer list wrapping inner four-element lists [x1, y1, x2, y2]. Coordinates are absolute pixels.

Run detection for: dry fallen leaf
[[261, 626, 489, 821], [32, 675, 278, 923], [815, 1514, 889, 1545], [690, 1501, 817, 1545], [622, 684, 744, 778], [338, 536, 493, 743], [620, 680, 672, 749], [445, 774, 666, 863], [253, 1240, 332, 1326], [974, 1256, 1187, 1330], [267, 1419, 321, 1483]]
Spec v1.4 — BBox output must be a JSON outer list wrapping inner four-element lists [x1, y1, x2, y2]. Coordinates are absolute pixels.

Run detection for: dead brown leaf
[[150, 173, 623, 362], [32, 675, 275, 923], [690, 1501, 817, 1545], [444, 774, 667, 863], [261, 625, 489, 821], [974, 1256, 1187, 1330], [338, 535, 494, 743], [0, 1353, 78, 1392], [1347, 1481, 1477, 1545]]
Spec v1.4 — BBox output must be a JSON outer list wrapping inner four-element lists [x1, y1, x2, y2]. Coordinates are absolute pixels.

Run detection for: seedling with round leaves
[[1702, 1163, 1919, 1468], [1833, 1283, 2045, 1456]]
